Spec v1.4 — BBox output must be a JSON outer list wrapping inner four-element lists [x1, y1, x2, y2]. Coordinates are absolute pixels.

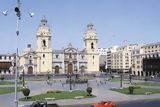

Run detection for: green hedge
[[66, 79, 88, 84]]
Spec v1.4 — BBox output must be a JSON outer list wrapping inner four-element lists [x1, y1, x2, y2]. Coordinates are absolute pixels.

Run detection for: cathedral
[[19, 18, 99, 74]]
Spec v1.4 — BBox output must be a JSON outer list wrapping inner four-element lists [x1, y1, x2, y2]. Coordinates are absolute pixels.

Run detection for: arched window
[[43, 54, 45, 58], [138, 71, 140, 76], [42, 40, 46, 47], [69, 53, 72, 58], [91, 42, 94, 49]]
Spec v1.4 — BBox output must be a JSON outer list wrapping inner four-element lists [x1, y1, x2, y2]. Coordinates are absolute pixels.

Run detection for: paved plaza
[[0, 77, 160, 107]]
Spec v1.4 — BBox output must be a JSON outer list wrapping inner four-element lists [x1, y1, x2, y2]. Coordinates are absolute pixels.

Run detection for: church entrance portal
[[55, 66, 59, 74], [68, 63, 73, 74], [28, 66, 33, 74]]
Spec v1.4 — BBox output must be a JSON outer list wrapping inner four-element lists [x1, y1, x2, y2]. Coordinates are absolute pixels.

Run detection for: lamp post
[[129, 67, 132, 84], [22, 70, 25, 87], [14, 1, 21, 107], [2, 1, 34, 107], [119, 70, 123, 88], [69, 73, 72, 90]]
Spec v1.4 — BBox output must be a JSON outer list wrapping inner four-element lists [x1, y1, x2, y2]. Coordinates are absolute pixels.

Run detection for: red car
[[91, 100, 116, 107]]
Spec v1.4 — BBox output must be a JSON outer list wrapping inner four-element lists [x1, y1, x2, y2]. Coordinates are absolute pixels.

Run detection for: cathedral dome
[[23, 44, 33, 54]]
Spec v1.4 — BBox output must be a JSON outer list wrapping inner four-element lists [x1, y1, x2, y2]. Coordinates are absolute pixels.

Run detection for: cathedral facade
[[19, 18, 99, 74]]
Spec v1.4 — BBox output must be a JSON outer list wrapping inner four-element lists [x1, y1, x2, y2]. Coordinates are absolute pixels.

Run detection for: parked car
[[30, 100, 59, 107], [91, 100, 116, 107]]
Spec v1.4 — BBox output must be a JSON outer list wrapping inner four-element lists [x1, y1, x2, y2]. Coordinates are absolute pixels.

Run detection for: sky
[[0, 0, 160, 54]]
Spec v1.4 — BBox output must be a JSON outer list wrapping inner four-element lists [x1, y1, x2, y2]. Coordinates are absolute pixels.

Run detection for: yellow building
[[19, 18, 99, 74]]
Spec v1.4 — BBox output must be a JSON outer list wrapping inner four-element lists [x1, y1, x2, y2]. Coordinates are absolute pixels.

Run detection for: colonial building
[[0, 53, 16, 74], [52, 43, 88, 74], [132, 42, 160, 76], [19, 18, 100, 74]]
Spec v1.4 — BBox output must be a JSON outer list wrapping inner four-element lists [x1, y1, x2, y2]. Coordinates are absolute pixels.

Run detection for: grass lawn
[[19, 90, 95, 101], [0, 81, 15, 85], [111, 87, 160, 95], [0, 87, 22, 94], [132, 82, 160, 86]]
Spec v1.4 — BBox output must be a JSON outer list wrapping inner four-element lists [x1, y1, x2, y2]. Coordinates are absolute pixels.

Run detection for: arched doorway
[[55, 66, 59, 74], [141, 71, 144, 76], [68, 63, 73, 74], [138, 71, 140, 76], [28, 66, 33, 74]]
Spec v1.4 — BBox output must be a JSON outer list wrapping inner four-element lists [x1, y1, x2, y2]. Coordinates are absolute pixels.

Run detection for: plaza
[[1, 0, 160, 107], [0, 75, 160, 107]]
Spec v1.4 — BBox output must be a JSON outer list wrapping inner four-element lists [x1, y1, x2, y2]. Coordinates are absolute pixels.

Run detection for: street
[[61, 99, 160, 107]]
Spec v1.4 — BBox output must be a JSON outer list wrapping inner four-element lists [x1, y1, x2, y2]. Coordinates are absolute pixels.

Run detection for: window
[[29, 60, 32, 64], [0, 56, 2, 60], [82, 55, 84, 59], [56, 55, 59, 58], [91, 42, 94, 49], [9, 56, 11, 60], [43, 61, 45, 64], [42, 40, 46, 47], [69, 53, 72, 58], [93, 55, 94, 59], [43, 54, 45, 58], [4, 56, 6, 60], [137, 66, 140, 69]]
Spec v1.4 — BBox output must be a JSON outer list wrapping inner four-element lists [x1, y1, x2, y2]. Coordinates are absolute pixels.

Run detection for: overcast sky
[[0, 0, 160, 53]]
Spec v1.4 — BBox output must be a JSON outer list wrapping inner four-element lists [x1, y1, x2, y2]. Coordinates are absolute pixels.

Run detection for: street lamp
[[119, 70, 123, 88], [129, 67, 132, 84], [2, 0, 34, 107], [68, 73, 72, 90]]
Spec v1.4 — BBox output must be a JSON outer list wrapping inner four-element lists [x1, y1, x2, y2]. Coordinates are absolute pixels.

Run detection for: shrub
[[66, 78, 88, 84], [128, 85, 142, 94], [0, 76, 5, 81], [19, 76, 22, 80], [86, 87, 92, 96], [21, 87, 30, 99], [111, 75, 114, 79], [128, 86, 134, 94], [144, 78, 148, 82], [46, 90, 62, 93]]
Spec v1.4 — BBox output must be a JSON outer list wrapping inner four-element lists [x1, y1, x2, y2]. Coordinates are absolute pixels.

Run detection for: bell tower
[[84, 23, 99, 73], [36, 18, 52, 73], [84, 23, 98, 53]]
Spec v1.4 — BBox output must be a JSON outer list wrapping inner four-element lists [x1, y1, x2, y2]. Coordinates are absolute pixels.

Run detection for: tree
[[86, 87, 92, 96], [21, 87, 30, 99]]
